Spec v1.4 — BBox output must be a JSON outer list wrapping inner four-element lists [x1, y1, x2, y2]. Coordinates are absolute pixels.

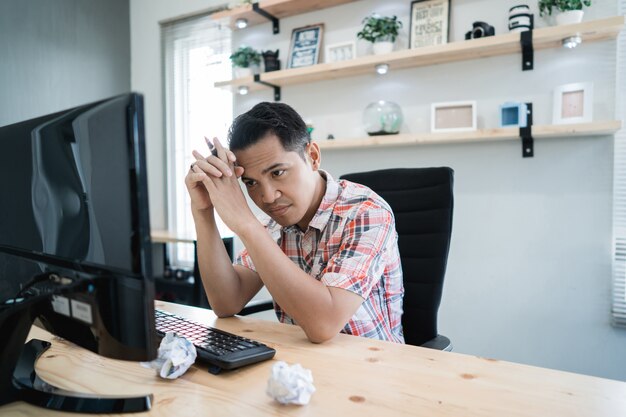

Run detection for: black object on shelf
[[520, 102, 534, 158], [262, 50, 280, 72], [253, 2, 279, 34], [153, 237, 233, 309]]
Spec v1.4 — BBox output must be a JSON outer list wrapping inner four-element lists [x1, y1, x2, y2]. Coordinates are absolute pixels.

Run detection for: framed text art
[[288, 24, 324, 69], [409, 0, 450, 48]]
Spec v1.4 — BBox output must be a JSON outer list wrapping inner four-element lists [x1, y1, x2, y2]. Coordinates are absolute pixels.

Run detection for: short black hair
[[228, 102, 310, 157]]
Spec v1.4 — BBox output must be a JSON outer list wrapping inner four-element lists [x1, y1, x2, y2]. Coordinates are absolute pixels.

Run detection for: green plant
[[357, 14, 402, 43], [538, 0, 591, 16], [229, 46, 261, 68]]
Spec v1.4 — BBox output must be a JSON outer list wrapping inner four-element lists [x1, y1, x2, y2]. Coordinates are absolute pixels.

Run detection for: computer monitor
[[0, 93, 157, 413]]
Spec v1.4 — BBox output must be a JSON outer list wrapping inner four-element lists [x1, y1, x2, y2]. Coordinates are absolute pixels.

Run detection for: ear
[[306, 142, 321, 171]]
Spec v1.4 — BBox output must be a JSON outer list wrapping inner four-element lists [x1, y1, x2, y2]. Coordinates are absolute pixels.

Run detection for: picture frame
[[500, 102, 528, 128], [553, 82, 593, 124], [287, 23, 324, 69], [431, 101, 477, 133], [409, 0, 450, 49], [325, 41, 356, 63]]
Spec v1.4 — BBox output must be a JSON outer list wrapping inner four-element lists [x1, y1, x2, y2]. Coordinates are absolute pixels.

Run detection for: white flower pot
[[233, 66, 257, 79], [555, 10, 584, 25], [373, 41, 393, 55]]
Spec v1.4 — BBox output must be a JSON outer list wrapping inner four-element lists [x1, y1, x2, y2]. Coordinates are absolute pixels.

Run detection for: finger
[[200, 170, 218, 194], [185, 169, 208, 186], [227, 149, 237, 162], [234, 166, 244, 178], [192, 150, 232, 177], [195, 159, 229, 177], [213, 137, 229, 162], [192, 149, 208, 162]]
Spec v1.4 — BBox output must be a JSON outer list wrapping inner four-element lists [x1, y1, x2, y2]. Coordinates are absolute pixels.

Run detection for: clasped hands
[[185, 137, 254, 234]]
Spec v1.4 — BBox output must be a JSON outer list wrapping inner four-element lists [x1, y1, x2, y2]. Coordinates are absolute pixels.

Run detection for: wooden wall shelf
[[314, 121, 622, 150], [211, 0, 359, 31], [215, 16, 624, 92]]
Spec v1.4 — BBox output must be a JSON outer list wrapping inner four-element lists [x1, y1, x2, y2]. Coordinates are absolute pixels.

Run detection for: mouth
[[267, 205, 290, 217]]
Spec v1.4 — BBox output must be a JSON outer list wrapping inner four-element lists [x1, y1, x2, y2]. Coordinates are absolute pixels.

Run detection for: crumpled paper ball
[[142, 332, 197, 379], [266, 361, 315, 405]]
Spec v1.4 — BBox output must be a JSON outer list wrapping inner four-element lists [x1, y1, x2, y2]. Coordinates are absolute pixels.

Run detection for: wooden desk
[[3, 301, 626, 416]]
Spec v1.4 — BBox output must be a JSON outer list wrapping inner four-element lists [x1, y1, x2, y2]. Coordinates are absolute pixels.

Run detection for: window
[[612, 0, 626, 327], [162, 13, 233, 267]]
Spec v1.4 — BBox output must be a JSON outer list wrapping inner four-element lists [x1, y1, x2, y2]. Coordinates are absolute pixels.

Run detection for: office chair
[[340, 168, 454, 351]]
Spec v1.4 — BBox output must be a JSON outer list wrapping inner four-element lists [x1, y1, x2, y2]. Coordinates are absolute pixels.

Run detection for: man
[[185, 102, 404, 343]]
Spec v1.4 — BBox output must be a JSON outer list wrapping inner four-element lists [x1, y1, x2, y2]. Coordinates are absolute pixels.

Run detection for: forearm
[[193, 208, 247, 316], [237, 223, 345, 342]]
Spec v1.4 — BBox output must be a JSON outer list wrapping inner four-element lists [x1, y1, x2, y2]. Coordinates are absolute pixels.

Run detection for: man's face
[[234, 134, 323, 230]]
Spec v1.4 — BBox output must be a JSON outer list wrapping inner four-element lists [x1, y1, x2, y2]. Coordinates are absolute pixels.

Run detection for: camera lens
[[472, 26, 485, 39]]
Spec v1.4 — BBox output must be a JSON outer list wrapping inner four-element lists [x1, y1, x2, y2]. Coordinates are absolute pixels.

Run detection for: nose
[[260, 183, 281, 204]]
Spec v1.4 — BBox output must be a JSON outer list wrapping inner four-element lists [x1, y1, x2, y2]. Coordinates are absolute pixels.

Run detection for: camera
[[465, 21, 495, 40]]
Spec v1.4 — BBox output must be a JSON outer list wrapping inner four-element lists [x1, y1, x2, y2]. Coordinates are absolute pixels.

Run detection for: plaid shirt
[[235, 170, 404, 343]]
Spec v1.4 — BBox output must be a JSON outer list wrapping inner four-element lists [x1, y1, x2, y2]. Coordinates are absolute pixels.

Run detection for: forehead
[[234, 134, 301, 173]]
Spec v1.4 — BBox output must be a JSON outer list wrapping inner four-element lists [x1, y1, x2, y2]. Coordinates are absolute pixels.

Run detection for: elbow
[[302, 324, 339, 344], [213, 311, 235, 319], [214, 310, 236, 319]]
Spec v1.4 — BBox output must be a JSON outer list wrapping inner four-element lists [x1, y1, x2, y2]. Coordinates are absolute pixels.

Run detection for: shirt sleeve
[[234, 247, 256, 271], [320, 204, 396, 299], [233, 218, 279, 271]]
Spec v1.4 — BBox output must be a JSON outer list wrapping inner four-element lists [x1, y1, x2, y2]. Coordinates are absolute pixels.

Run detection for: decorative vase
[[234, 64, 260, 79], [555, 10, 584, 25], [262, 50, 281, 72], [372, 36, 394, 55], [363, 101, 403, 136]]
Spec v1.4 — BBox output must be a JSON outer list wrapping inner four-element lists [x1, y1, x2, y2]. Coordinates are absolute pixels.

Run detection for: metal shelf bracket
[[520, 102, 534, 158], [520, 14, 534, 71], [254, 74, 281, 101], [252, 3, 279, 34]]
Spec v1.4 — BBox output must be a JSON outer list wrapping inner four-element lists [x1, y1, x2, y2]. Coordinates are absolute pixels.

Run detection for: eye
[[243, 179, 257, 188], [272, 169, 285, 178]]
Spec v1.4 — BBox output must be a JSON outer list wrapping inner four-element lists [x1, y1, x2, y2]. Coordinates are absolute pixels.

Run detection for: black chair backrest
[[340, 168, 454, 346]]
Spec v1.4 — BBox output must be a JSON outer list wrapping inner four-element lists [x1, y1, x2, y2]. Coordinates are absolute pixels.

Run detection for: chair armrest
[[420, 334, 452, 351], [238, 300, 273, 316]]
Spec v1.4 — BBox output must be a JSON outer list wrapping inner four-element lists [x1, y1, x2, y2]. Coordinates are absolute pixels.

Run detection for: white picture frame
[[431, 101, 477, 133], [553, 82, 593, 124], [325, 41, 356, 63]]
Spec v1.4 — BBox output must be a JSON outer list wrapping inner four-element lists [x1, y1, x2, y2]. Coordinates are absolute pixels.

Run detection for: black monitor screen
[[0, 93, 155, 364], [0, 95, 146, 275]]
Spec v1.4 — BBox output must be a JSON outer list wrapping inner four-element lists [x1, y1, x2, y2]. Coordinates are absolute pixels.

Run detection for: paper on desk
[[142, 332, 197, 379], [266, 361, 315, 405]]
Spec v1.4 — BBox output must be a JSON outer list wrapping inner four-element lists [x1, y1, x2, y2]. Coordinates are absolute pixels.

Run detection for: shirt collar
[[305, 169, 339, 232]]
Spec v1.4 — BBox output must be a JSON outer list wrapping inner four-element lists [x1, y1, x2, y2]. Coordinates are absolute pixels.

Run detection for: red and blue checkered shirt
[[235, 171, 404, 343]]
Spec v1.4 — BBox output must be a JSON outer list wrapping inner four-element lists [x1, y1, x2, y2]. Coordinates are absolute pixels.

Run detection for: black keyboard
[[154, 309, 276, 374]]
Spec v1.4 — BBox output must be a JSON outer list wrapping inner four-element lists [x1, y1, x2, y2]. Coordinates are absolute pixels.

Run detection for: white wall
[[0, 0, 130, 126], [131, 0, 626, 381]]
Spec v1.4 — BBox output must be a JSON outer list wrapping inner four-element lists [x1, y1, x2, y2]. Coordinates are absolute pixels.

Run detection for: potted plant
[[357, 14, 402, 55], [538, 0, 591, 25], [229, 46, 261, 78]]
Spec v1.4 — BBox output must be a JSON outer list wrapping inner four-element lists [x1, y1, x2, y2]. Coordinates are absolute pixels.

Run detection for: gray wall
[[131, 0, 626, 381], [0, 0, 130, 126]]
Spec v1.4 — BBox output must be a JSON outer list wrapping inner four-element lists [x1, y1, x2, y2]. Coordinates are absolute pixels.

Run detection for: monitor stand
[[0, 293, 153, 413]]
